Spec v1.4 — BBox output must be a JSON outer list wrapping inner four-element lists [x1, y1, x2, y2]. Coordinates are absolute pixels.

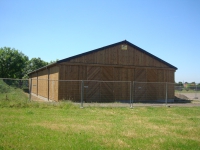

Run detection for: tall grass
[[0, 79, 29, 107], [0, 79, 75, 109]]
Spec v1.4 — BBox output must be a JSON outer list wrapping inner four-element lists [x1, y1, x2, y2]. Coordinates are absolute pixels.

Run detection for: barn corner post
[[80, 80, 84, 108], [29, 78, 32, 102]]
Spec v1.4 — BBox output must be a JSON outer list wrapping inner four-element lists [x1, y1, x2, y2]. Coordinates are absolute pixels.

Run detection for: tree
[[23, 57, 48, 78], [0, 47, 28, 78], [48, 59, 59, 65]]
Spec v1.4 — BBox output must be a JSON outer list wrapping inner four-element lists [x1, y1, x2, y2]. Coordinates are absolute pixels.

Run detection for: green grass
[[0, 104, 200, 150], [175, 89, 200, 93], [0, 80, 200, 149]]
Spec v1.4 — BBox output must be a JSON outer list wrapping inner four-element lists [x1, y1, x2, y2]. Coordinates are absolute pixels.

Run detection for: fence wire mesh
[[175, 84, 200, 101], [1, 78, 199, 107], [0, 78, 29, 101]]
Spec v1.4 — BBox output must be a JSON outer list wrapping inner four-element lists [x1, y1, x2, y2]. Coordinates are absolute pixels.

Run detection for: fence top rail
[[134, 81, 175, 84], [28, 79, 176, 84], [30, 79, 132, 82], [31, 79, 82, 82], [0, 78, 29, 81], [84, 80, 131, 83]]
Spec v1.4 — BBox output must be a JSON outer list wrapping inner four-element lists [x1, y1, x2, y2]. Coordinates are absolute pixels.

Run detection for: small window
[[121, 45, 127, 50]]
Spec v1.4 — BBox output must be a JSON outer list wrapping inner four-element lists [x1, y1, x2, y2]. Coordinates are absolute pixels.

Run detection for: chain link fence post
[[29, 78, 32, 102]]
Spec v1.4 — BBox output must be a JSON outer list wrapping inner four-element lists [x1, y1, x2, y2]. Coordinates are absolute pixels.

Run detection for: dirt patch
[[175, 93, 189, 100]]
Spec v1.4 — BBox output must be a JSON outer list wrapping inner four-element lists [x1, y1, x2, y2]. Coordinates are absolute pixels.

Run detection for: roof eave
[[28, 62, 58, 75]]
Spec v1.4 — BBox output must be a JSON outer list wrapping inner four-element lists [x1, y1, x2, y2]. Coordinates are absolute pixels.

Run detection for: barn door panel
[[135, 68, 146, 82], [113, 68, 130, 102], [135, 68, 146, 102], [134, 82, 146, 102], [113, 68, 122, 101], [86, 66, 100, 102], [101, 67, 113, 102], [120, 68, 129, 101], [146, 69, 157, 101]]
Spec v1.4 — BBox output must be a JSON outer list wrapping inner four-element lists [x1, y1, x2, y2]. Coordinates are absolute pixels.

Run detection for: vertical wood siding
[[58, 64, 175, 102], [68, 44, 170, 68], [49, 66, 59, 101], [30, 73, 38, 95]]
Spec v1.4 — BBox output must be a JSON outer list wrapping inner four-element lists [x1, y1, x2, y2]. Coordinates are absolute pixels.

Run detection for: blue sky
[[0, 0, 200, 82]]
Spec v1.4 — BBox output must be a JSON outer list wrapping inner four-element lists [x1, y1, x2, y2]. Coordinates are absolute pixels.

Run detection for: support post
[[80, 80, 84, 108], [29, 78, 32, 102]]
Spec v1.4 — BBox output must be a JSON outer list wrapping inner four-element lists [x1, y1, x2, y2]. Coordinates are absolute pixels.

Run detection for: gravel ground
[[80, 102, 200, 108], [31, 93, 200, 108]]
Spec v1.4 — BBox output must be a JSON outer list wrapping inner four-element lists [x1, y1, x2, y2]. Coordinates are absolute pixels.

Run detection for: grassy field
[[0, 101, 200, 150], [0, 80, 200, 149]]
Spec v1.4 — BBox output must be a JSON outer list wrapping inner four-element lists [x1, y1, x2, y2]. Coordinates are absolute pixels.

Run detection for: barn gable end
[[58, 40, 177, 70], [28, 40, 177, 102]]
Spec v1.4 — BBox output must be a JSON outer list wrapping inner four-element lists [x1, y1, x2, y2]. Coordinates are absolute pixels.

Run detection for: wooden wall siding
[[79, 66, 87, 80], [58, 65, 65, 100], [168, 84, 174, 99], [113, 68, 122, 101], [121, 68, 129, 100], [87, 66, 101, 80], [147, 69, 157, 82], [157, 83, 166, 101], [31, 72, 38, 95], [38, 69, 48, 98], [113, 68, 131, 101], [167, 70, 175, 99], [101, 67, 114, 102], [67, 44, 170, 68], [86, 66, 101, 102], [146, 69, 157, 100], [157, 70, 166, 100], [146, 83, 157, 101], [134, 82, 146, 102], [49, 66, 59, 101], [57, 64, 175, 102], [135, 68, 146, 82], [158, 70, 165, 82], [58, 65, 80, 101]]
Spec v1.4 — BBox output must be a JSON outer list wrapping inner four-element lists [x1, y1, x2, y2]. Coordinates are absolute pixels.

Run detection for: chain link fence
[[0, 78, 29, 102], [175, 84, 200, 101], [21, 79, 178, 107], [1, 78, 199, 107]]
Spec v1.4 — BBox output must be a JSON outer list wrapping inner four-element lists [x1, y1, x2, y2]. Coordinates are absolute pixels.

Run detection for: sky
[[0, 0, 200, 83]]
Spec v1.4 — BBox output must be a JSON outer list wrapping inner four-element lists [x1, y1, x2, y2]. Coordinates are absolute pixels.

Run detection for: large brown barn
[[28, 40, 177, 102]]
